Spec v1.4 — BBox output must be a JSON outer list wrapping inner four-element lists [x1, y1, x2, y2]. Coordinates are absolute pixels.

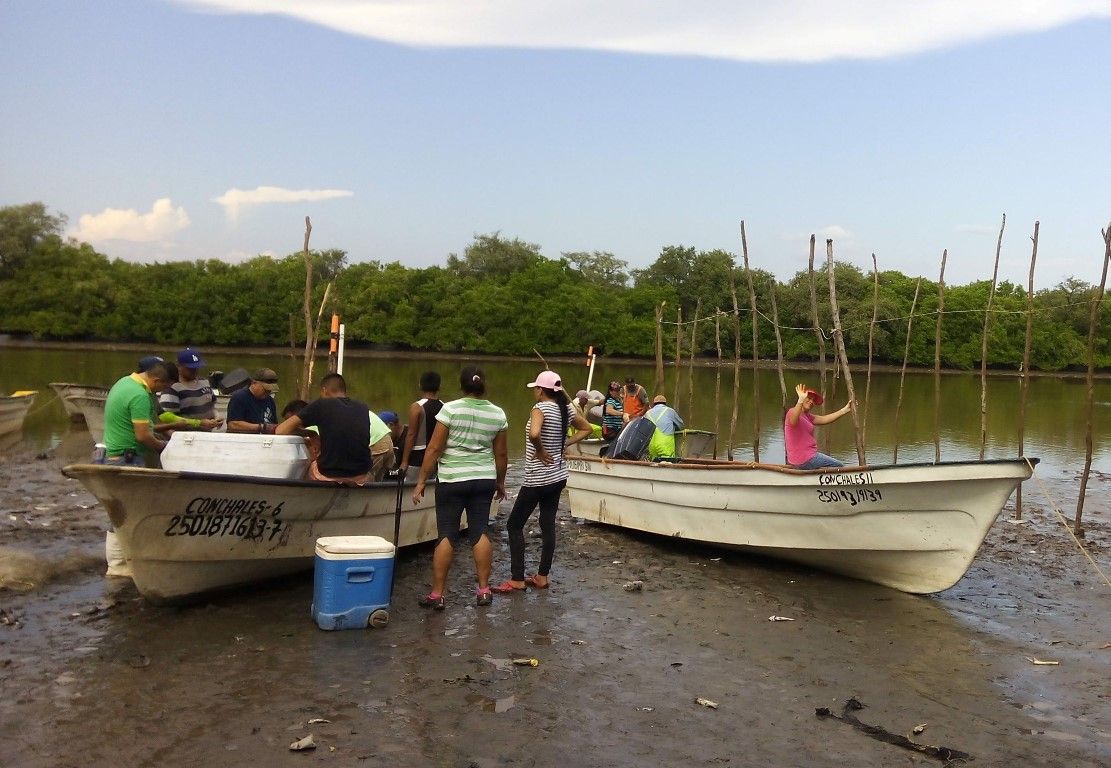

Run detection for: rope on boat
[[13, 390, 62, 422], [1024, 456, 1111, 592]]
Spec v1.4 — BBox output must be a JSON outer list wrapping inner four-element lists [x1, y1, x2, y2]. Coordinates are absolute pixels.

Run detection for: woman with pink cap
[[784, 383, 854, 469], [492, 370, 592, 593]]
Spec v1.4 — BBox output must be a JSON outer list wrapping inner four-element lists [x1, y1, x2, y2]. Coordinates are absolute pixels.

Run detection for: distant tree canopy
[[0, 202, 1107, 370]]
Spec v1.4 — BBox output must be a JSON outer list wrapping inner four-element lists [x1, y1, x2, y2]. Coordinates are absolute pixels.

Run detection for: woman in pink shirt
[[784, 383, 853, 469]]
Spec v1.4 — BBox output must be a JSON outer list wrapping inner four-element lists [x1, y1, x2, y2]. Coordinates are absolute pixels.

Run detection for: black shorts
[[435, 478, 496, 546]]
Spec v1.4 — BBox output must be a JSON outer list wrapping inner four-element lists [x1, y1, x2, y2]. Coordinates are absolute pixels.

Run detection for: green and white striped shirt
[[435, 397, 508, 483]]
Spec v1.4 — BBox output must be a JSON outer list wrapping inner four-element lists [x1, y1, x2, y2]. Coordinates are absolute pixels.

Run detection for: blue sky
[[1, 0, 1109, 287]]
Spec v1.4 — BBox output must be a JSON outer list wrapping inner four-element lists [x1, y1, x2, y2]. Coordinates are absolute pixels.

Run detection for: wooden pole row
[[1075, 222, 1111, 534]]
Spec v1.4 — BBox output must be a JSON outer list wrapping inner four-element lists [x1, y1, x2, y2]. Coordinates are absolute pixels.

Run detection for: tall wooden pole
[[933, 249, 948, 463], [808, 236, 828, 452], [1016, 222, 1039, 519], [770, 278, 787, 410], [1075, 223, 1111, 535], [826, 239, 865, 465], [729, 269, 742, 461], [892, 277, 922, 464], [654, 302, 666, 396], [714, 311, 722, 459], [688, 299, 701, 423], [980, 213, 1006, 460], [673, 307, 683, 404], [740, 221, 761, 462], [863, 253, 879, 446], [300, 216, 314, 400]]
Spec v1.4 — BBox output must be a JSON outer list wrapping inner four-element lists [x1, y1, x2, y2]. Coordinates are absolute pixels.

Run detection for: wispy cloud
[[173, 1, 1111, 62], [212, 185, 354, 221], [72, 198, 190, 243]]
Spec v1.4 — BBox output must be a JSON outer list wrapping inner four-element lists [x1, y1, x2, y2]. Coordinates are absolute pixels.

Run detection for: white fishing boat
[[574, 429, 718, 458], [72, 391, 231, 445], [63, 455, 440, 604], [0, 390, 37, 436], [565, 455, 1036, 594], [48, 382, 109, 421]]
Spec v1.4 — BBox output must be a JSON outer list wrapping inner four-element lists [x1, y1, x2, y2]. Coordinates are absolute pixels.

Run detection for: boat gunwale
[[61, 462, 434, 490], [568, 455, 1039, 475]]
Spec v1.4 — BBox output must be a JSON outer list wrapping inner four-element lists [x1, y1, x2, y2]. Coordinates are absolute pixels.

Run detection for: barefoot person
[[784, 383, 854, 469], [412, 365, 508, 609], [492, 370, 591, 594]]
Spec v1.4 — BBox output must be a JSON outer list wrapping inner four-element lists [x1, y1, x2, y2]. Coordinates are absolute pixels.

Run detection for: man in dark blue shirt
[[226, 368, 279, 433]]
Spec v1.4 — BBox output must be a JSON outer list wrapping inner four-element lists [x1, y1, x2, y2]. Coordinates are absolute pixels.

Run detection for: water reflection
[[2, 348, 1106, 478]]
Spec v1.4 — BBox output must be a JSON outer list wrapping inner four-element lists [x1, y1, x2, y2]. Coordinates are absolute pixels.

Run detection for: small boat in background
[[0, 390, 37, 436], [72, 391, 231, 445], [566, 455, 1035, 594], [49, 382, 110, 421]]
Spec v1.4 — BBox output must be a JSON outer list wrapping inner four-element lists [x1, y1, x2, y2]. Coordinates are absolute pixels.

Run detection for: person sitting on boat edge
[[601, 380, 624, 440], [226, 368, 280, 434], [784, 383, 853, 470], [159, 347, 218, 422], [644, 394, 684, 462], [276, 373, 373, 485], [570, 390, 603, 439]]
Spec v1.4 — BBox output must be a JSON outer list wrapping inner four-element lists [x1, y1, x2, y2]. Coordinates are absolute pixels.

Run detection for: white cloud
[[213, 185, 354, 220], [72, 198, 190, 243], [172, 1, 1111, 62]]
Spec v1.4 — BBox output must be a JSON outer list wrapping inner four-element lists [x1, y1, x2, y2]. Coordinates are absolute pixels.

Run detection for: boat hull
[[566, 456, 1034, 593], [0, 392, 36, 436], [49, 382, 109, 421], [62, 464, 442, 603]]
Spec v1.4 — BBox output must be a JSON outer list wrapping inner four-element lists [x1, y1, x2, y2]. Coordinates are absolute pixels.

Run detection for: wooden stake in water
[[729, 268, 742, 461], [980, 213, 1006, 461], [688, 298, 701, 424], [1016, 222, 1039, 519], [770, 278, 787, 409], [864, 253, 879, 447], [808, 235, 828, 398], [740, 220, 761, 462], [826, 239, 865, 465], [653, 302, 662, 395], [673, 306, 683, 405], [300, 215, 314, 400], [892, 277, 922, 464], [933, 249, 948, 463], [714, 310, 723, 459], [1075, 222, 1111, 535]]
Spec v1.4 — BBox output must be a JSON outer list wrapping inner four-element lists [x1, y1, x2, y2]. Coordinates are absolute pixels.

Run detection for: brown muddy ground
[[0, 438, 1108, 768]]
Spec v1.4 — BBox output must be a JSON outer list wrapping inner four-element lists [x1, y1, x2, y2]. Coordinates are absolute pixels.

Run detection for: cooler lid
[[315, 535, 395, 556]]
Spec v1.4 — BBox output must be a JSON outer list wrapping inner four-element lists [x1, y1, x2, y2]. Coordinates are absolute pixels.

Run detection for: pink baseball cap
[[526, 370, 563, 391]]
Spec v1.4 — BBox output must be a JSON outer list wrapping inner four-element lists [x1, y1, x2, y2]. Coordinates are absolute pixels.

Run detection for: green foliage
[[0, 203, 1106, 370]]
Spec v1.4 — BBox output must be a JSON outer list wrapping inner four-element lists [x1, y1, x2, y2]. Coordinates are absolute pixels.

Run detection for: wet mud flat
[[0, 448, 1109, 768]]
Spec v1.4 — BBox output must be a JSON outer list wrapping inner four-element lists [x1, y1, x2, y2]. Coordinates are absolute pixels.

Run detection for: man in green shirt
[[102, 359, 173, 465]]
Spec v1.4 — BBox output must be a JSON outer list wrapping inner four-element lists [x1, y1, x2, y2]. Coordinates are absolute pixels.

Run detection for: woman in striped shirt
[[412, 365, 509, 609], [492, 370, 592, 593]]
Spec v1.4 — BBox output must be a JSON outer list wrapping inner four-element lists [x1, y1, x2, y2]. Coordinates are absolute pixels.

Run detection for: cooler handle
[[346, 566, 376, 583]]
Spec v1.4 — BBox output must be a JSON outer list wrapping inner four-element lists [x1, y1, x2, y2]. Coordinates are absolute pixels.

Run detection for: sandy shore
[[0, 442, 1108, 767]]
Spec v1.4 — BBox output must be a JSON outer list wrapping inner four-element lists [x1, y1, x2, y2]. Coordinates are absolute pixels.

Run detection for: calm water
[[2, 347, 1107, 477]]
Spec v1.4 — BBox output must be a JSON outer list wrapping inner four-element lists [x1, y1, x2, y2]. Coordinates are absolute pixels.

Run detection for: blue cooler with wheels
[[312, 535, 395, 630]]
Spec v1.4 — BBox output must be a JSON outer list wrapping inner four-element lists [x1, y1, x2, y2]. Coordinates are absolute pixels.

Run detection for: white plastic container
[[161, 432, 310, 479]]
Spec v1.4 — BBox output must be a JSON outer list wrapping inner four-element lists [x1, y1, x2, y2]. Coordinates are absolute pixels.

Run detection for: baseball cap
[[652, 394, 668, 405], [526, 370, 563, 391], [136, 355, 164, 373], [177, 347, 205, 369], [805, 389, 824, 406], [379, 410, 399, 425], [253, 368, 279, 392]]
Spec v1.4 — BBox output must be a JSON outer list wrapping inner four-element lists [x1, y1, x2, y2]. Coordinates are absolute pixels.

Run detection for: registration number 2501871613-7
[[163, 497, 287, 540]]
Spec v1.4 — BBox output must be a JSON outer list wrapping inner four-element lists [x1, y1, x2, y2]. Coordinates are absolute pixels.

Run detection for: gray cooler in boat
[[161, 432, 310, 479], [312, 536, 395, 630]]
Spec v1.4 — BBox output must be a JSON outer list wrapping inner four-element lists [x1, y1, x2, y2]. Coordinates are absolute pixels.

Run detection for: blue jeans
[[794, 452, 844, 470]]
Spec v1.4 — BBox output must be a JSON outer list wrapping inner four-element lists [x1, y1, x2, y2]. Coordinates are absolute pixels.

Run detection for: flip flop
[[491, 580, 527, 594], [524, 575, 549, 589]]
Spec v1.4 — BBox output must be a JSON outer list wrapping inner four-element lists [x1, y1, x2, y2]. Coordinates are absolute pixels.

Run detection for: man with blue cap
[[159, 347, 218, 422]]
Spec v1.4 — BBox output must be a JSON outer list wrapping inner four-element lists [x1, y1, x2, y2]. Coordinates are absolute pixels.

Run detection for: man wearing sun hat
[[784, 383, 854, 469], [159, 347, 218, 422], [644, 394, 685, 461]]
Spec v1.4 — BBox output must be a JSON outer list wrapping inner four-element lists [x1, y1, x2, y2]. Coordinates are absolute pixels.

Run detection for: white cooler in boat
[[313, 535, 395, 630], [161, 432, 310, 479]]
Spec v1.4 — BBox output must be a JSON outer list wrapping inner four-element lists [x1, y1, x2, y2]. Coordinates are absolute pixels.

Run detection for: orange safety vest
[[623, 386, 646, 419]]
